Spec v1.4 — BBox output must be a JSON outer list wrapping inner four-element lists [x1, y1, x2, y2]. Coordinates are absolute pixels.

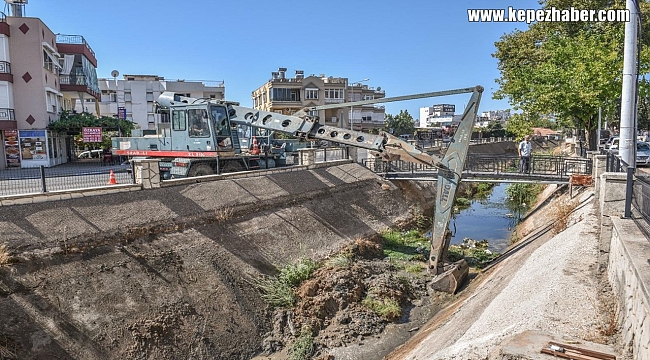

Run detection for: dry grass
[[0, 244, 10, 266], [214, 207, 234, 222], [550, 197, 580, 235]]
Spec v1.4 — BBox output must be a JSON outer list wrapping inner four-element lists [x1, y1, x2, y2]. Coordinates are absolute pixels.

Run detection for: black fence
[[0, 161, 134, 197], [602, 150, 650, 241], [361, 154, 592, 180]]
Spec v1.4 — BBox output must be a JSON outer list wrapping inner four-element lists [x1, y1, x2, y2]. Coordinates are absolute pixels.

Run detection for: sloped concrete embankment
[[0, 163, 413, 360]]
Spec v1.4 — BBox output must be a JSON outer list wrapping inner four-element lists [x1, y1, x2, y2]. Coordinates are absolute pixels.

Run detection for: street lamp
[[348, 78, 369, 131]]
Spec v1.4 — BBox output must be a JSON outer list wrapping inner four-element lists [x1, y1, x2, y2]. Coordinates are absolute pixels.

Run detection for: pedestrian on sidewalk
[[519, 135, 532, 173]]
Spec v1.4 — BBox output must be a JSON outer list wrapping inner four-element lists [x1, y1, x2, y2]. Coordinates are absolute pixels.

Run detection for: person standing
[[518, 135, 532, 173]]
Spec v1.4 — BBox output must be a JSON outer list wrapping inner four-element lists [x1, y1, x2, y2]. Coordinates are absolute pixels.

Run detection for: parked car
[[78, 149, 103, 159], [607, 138, 650, 166], [637, 142, 650, 166]]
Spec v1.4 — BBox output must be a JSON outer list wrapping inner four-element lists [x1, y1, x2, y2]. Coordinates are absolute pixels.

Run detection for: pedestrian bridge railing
[[362, 154, 592, 182]]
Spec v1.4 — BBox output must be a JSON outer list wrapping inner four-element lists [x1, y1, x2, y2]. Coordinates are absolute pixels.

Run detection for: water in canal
[[447, 183, 523, 253]]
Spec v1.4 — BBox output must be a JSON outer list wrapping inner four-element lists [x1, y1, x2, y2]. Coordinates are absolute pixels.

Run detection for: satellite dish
[[377, 86, 381, 91], [111, 70, 119, 78]]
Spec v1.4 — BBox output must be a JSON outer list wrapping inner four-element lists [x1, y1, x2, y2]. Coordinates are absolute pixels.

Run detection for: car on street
[[606, 138, 650, 166], [78, 149, 103, 159]]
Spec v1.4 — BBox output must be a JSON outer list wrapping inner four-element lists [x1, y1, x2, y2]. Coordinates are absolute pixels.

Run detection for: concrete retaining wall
[[600, 172, 650, 359], [608, 217, 650, 360]]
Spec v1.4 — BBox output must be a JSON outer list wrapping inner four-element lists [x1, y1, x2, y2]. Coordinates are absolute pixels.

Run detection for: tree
[[384, 110, 415, 136], [505, 113, 534, 140], [47, 111, 136, 136], [493, 0, 650, 150]]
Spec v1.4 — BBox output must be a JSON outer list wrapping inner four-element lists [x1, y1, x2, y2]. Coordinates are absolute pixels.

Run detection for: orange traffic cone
[[250, 136, 260, 155], [107, 170, 118, 185]]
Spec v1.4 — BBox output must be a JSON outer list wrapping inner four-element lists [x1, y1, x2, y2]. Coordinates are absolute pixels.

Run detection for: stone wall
[[600, 172, 650, 360]]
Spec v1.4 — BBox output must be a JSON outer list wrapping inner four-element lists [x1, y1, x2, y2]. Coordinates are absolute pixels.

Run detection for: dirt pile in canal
[[0, 163, 442, 360]]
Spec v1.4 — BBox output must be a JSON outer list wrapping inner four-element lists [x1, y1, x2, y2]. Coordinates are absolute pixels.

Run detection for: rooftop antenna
[[5, 0, 27, 17]]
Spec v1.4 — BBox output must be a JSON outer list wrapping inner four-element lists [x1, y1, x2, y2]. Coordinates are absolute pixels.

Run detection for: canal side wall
[[599, 171, 650, 360]]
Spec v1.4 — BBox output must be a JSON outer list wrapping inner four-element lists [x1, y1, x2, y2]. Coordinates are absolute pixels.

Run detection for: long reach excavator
[[112, 85, 484, 293]]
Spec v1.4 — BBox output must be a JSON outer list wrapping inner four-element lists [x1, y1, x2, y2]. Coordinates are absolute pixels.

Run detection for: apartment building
[[419, 104, 458, 128], [251, 68, 386, 132], [0, 1, 99, 169], [77, 75, 225, 130]]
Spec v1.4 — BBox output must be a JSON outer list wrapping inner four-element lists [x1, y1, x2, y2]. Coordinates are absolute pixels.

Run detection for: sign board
[[118, 107, 127, 119], [433, 104, 455, 113], [82, 127, 102, 143]]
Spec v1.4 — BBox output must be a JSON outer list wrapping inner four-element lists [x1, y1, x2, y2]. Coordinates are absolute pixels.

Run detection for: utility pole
[[620, 0, 639, 218]]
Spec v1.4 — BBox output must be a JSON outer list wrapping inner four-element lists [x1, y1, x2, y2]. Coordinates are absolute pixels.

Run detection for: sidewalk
[[0, 160, 131, 181]]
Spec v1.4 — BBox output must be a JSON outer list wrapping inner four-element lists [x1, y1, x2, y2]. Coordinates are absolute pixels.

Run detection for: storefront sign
[[18, 130, 47, 161], [3, 130, 20, 168], [82, 127, 102, 143]]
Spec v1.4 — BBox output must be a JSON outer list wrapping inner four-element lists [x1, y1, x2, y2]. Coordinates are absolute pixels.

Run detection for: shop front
[[16, 130, 68, 168]]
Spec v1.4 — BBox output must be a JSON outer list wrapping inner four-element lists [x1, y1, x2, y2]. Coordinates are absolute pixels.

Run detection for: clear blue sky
[[23, 0, 540, 120]]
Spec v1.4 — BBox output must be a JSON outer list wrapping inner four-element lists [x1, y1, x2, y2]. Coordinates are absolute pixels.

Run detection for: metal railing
[[313, 147, 349, 163], [59, 74, 91, 86], [0, 108, 15, 121], [361, 153, 592, 181], [0, 60, 11, 74], [0, 161, 134, 197], [55, 34, 95, 57]]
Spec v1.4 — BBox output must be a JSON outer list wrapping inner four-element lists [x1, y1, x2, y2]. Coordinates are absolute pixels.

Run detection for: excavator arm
[[227, 85, 484, 293]]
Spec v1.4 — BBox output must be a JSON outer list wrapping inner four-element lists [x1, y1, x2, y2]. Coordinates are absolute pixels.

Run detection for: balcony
[[0, 108, 16, 130], [56, 34, 97, 67], [325, 98, 344, 104], [60, 75, 100, 99], [0, 61, 12, 83]]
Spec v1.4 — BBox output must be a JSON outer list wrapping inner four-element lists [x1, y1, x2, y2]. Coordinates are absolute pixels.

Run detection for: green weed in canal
[[380, 230, 428, 262], [448, 238, 500, 269], [254, 257, 319, 308], [361, 296, 402, 320], [288, 325, 314, 360]]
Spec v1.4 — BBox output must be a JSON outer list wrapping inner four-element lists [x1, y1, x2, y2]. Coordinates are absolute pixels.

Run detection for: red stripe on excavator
[[113, 149, 217, 157]]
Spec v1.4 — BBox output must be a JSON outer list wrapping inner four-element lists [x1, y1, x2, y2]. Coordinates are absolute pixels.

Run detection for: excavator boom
[[155, 86, 484, 293]]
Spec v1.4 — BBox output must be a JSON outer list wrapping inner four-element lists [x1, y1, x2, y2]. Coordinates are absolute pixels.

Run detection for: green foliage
[[455, 197, 471, 207], [278, 258, 318, 287], [288, 326, 314, 360], [254, 258, 319, 308], [253, 276, 296, 308], [384, 110, 416, 136], [505, 183, 544, 208], [505, 113, 533, 140], [493, 0, 650, 149], [484, 121, 506, 138], [325, 251, 353, 268], [448, 238, 500, 269], [380, 230, 428, 262], [361, 296, 402, 320], [48, 111, 136, 135], [404, 263, 423, 274]]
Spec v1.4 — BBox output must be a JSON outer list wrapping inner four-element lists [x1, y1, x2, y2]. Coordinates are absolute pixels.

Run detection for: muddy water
[[448, 183, 522, 253]]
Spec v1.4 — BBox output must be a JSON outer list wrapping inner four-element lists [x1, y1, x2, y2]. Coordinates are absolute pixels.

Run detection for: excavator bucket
[[429, 259, 469, 293]]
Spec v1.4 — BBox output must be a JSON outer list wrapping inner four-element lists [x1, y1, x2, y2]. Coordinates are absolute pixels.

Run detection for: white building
[[75, 74, 225, 130], [419, 104, 456, 128], [480, 109, 511, 122]]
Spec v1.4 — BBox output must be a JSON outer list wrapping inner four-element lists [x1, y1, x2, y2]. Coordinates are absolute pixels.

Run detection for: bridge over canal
[[361, 154, 593, 183]]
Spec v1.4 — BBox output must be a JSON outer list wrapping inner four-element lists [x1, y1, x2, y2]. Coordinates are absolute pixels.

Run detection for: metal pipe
[[625, 167, 634, 218], [620, 0, 638, 167]]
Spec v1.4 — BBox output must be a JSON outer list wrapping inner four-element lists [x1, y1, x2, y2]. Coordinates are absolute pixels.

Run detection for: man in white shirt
[[518, 135, 532, 173]]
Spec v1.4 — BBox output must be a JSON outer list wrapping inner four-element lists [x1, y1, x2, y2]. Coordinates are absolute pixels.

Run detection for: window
[[305, 89, 319, 100], [211, 105, 232, 149], [363, 95, 374, 100], [43, 50, 54, 72], [109, 93, 117, 102], [172, 110, 187, 131], [271, 88, 300, 101], [324, 89, 344, 99], [124, 92, 132, 102], [146, 92, 154, 102], [188, 109, 210, 138], [45, 91, 59, 113], [308, 110, 318, 117]]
